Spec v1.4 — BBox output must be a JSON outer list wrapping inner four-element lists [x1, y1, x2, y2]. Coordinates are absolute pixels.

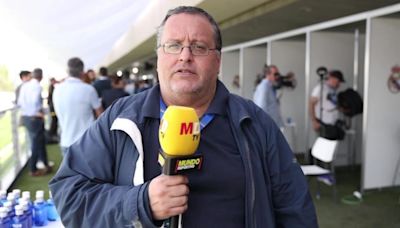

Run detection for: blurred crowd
[[14, 57, 154, 176]]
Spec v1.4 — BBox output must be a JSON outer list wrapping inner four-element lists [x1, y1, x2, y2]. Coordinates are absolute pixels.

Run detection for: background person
[[53, 57, 103, 156], [17, 68, 52, 176], [253, 64, 285, 128], [310, 70, 345, 132]]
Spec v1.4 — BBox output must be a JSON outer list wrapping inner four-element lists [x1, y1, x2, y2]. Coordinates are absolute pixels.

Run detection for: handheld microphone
[[158, 105, 202, 228]]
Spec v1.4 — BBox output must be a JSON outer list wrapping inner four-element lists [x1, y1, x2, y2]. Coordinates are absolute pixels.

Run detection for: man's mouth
[[175, 69, 195, 75]]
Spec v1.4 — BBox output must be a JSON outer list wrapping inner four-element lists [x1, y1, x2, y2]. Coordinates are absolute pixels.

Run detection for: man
[[17, 68, 51, 176], [50, 7, 317, 227], [253, 64, 285, 128], [310, 70, 345, 132], [15, 70, 32, 104], [101, 75, 129, 109], [53, 57, 103, 156], [47, 77, 59, 143], [92, 66, 111, 97]]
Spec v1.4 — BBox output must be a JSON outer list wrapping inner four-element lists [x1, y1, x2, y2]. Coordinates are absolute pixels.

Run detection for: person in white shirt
[[309, 70, 345, 131], [17, 68, 52, 176], [53, 57, 103, 156]]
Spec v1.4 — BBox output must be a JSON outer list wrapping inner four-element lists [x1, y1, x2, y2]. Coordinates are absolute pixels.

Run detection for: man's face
[[327, 76, 340, 89], [267, 66, 279, 82], [22, 73, 32, 82], [157, 13, 221, 99]]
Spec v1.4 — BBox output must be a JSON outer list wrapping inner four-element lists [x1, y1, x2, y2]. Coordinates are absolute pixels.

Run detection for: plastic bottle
[[0, 191, 7, 207], [19, 200, 32, 228], [20, 194, 32, 228], [0, 207, 11, 228], [12, 205, 27, 228], [33, 197, 47, 226], [6, 194, 16, 208], [3, 201, 14, 219], [11, 190, 20, 203], [46, 192, 59, 221]]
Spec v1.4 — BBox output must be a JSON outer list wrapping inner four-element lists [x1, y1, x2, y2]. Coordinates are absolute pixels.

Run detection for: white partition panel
[[270, 38, 306, 153], [221, 51, 240, 95], [242, 45, 267, 99], [363, 16, 400, 190], [309, 31, 356, 165]]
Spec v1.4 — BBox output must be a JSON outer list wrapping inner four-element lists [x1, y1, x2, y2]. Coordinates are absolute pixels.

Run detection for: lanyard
[[160, 98, 214, 131]]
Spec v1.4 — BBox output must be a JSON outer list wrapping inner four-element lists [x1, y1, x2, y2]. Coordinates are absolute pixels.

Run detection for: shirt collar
[[204, 80, 229, 116]]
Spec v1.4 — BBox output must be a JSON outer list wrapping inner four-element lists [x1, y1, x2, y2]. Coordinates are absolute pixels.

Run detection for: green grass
[[310, 167, 400, 228], [9, 144, 62, 199]]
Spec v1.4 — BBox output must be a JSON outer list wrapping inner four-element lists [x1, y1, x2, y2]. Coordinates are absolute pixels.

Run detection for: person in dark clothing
[[92, 67, 111, 97], [101, 75, 129, 109], [49, 6, 317, 228], [47, 77, 59, 142]]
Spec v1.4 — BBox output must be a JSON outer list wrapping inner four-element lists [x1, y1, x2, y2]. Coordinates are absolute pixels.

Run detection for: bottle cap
[[12, 189, 21, 198], [15, 205, 24, 216], [36, 190, 44, 198], [0, 207, 8, 218], [22, 191, 30, 199]]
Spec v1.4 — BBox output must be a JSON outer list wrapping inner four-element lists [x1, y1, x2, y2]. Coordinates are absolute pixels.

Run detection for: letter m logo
[[180, 122, 193, 135]]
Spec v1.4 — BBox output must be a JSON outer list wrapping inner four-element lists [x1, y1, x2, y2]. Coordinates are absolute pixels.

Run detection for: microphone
[[158, 105, 202, 228]]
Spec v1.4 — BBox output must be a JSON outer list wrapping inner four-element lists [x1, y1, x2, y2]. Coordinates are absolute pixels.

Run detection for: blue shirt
[[253, 79, 284, 127], [53, 77, 101, 147]]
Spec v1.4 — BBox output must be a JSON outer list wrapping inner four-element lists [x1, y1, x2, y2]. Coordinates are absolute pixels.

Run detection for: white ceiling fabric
[[0, 0, 149, 78]]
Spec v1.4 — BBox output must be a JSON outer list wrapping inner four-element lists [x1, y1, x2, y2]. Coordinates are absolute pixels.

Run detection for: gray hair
[[156, 6, 222, 51], [32, 68, 43, 79], [67, 57, 84, 77]]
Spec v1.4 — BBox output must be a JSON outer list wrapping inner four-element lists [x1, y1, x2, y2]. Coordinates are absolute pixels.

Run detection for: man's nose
[[179, 46, 193, 62]]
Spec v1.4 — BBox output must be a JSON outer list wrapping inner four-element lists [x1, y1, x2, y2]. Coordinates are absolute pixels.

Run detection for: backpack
[[338, 88, 363, 117]]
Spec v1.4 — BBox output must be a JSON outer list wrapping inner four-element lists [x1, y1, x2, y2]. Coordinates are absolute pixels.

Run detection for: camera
[[274, 72, 296, 89]]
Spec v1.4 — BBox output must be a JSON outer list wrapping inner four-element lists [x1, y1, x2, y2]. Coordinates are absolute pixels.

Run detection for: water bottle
[[0, 207, 11, 228], [12, 205, 27, 228], [3, 201, 14, 219], [20, 194, 33, 228], [0, 191, 7, 207], [6, 194, 16, 209], [33, 198, 47, 226], [46, 192, 58, 221], [11, 190, 20, 203], [19, 201, 32, 228]]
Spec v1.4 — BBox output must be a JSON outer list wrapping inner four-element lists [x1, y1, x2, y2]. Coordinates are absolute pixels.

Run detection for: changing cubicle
[[362, 13, 400, 190], [220, 3, 400, 191], [220, 50, 240, 95], [308, 21, 366, 166], [270, 36, 306, 153]]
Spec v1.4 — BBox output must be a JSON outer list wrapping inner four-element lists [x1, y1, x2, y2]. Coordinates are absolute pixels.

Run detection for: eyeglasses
[[158, 42, 218, 56]]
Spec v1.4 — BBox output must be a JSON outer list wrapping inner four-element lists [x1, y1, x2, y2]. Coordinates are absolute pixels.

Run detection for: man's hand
[[148, 174, 189, 220]]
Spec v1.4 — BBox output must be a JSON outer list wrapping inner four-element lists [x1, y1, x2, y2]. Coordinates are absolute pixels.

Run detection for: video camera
[[274, 72, 296, 89]]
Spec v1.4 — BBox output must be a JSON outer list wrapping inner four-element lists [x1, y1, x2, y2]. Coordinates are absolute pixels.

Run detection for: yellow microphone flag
[[159, 106, 200, 156]]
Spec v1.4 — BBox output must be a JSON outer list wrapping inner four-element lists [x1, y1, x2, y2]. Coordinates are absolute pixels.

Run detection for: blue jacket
[[49, 82, 317, 228]]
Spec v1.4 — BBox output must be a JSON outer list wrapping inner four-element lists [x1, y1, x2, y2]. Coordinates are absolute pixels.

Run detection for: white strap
[[111, 118, 144, 186]]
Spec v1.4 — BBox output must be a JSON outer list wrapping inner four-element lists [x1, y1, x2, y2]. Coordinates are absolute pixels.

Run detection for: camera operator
[[253, 64, 284, 128], [309, 70, 345, 132]]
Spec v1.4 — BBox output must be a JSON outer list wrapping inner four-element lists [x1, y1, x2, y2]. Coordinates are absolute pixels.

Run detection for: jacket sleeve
[[48, 106, 158, 228], [258, 109, 319, 228]]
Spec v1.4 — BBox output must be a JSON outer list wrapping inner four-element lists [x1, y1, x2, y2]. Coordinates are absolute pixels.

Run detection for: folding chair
[[301, 137, 339, 201]]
